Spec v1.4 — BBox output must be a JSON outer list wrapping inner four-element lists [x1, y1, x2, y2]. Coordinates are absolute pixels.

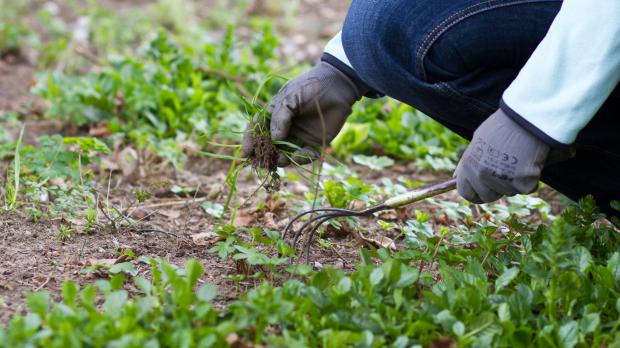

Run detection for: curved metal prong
[[282, 207, 358, 240], [292, 212, 346, 250], [283, 179, 458, 264], [302, 214, 351, 263]]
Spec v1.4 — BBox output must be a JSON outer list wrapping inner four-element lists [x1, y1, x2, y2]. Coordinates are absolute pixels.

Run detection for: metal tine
[[291, 212, 352, 249], [302, 214, 355, 263], [283, 179, 457, 263], [283, 207, 359, 240], [286, 201, 388, 262]]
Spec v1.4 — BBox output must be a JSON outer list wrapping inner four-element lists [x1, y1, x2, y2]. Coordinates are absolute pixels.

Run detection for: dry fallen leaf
[[379, 210, 398, 220], [233, 211, 255, 227], [84, 258, 116, 267], [117, 146, 139, 177], [365, 235, 397, 251], [158, 209, 181, 219], [88, 121, 110, 137], [84, 254, 128, 268], [263, 212, 278, 229], [191, 232, 223, 246], [100, 155, 120, 171], [352, 230, 398, 251]]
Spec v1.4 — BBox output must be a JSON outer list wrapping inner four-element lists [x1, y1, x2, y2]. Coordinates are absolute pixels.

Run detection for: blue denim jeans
[[342, 0, 620, 215]]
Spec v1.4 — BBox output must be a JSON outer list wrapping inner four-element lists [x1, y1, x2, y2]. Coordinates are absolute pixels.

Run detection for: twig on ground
[[133, 210, 159, 223], [34, 276, 51, 292], [97, 199, 118, 232], [140, 196, 209, 209], [135, 228, 193, 247], [112, 207, 135, 226], [136, 228, 178, 238], [327, 243, 347, 264]]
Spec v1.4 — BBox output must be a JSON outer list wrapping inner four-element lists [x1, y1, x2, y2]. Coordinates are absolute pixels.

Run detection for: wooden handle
[[383, 178, 457, 208]]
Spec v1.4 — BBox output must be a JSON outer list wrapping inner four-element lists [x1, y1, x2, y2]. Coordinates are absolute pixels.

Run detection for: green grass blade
[[9, 126, 24, 210]]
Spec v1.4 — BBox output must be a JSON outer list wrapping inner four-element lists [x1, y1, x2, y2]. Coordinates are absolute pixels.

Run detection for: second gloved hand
[[455, 109, 551, 203], [244, 61, 364, 167]]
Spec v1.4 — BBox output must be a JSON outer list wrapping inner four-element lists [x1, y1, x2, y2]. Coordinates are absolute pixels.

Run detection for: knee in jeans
[[343, 0, 432, 87], [342, 0, 432, 85]]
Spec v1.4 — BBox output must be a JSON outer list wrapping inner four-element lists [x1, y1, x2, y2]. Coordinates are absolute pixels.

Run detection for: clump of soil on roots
[[247, 133, 281, 192]]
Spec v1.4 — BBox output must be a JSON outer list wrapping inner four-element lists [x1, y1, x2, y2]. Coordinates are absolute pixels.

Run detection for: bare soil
[[1, 149, 454, 322], [0, 0, 357, 321]]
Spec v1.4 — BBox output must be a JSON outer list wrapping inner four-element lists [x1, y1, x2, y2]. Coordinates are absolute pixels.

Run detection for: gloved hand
[[243, 61, 364, 166], [454, 109, 551, 203]]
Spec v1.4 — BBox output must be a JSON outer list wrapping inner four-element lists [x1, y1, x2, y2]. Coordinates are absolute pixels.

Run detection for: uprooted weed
[[247, 133, 281, 192]]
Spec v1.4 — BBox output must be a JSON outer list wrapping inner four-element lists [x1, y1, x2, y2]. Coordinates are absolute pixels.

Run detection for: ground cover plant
[[2, 197, 620, 347], [0, 1, 619, 347]]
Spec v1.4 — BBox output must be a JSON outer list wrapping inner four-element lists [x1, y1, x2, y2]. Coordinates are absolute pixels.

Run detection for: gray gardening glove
[[454, 109, 551, 203], [244, 61, 364, 167]]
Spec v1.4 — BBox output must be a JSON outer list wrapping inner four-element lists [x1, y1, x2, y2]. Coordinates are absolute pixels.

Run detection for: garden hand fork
[[283, 178, 457, 262]]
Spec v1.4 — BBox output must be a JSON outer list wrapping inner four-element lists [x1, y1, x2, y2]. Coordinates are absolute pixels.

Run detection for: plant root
[[247, 133, 280, 192]]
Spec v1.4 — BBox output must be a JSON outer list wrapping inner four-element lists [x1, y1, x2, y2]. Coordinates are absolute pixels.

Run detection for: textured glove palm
[[243, 61, 363, 166], [455, 109, 550, 203]]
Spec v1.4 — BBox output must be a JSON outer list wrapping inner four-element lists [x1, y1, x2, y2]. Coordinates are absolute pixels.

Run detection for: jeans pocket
[[416, 0, 563, 82]]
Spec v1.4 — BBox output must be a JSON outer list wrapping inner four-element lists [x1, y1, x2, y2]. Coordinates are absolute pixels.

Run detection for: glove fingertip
[[479, 190, 502, 204], [270, 107, 293, 141], [457, 177, 484, 204], [514, 179, 540, 195], [241, 129, 255, 157]]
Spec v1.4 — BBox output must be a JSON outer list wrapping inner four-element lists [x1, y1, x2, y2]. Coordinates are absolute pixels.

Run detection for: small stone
[[290, 183, 310, 195], [131, 208, 148, 220], [313, 261, 323, 270]]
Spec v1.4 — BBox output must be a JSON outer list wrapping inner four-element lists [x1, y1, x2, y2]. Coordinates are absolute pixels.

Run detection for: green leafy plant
[[5, 135, 109, 219], [333, 100, 468, 171], [352, 154, 395, 170], [33, 27, 285, 169], [0, 0, 34, 58], [3, 197, 620, 347], [210, 226, 294, 280]]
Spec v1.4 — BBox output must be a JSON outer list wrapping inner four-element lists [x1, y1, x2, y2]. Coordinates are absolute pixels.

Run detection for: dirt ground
[[0, 147, 460, 323], [0, 0, 408, 322]]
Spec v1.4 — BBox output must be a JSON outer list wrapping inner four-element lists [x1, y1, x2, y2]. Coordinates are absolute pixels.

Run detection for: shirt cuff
[[324, 32, 353, 68], [323, 32, 383, 99], [500, 99, 571, 149]]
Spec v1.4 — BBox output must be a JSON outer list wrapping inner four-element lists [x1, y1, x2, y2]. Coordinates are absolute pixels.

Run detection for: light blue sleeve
[[324, 31, 354, 69], [323, 31, 384, 98], [502, 0, 620, 146]]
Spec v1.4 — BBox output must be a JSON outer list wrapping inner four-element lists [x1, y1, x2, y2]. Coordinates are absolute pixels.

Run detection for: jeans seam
[[436, 82, 496, 114], [416, 0, 562, 82]]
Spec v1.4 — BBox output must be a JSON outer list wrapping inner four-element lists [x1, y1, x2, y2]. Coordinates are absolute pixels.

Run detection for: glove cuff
[[321, 53, 384, 99]]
